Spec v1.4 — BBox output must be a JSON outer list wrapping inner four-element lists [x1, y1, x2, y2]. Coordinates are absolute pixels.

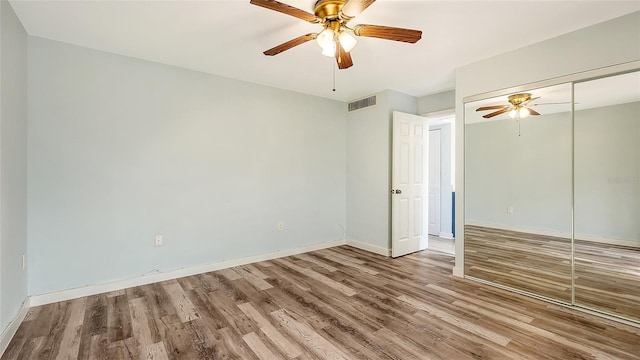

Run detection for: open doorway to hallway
[[426, 110, 455, 255], [428, 235, 455, 255]]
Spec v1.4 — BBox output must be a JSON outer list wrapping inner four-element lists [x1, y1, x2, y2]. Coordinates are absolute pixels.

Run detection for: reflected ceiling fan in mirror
[[476, 93, 541, 119], [250, 0, 422, 69], [476, 93, 551, 136]]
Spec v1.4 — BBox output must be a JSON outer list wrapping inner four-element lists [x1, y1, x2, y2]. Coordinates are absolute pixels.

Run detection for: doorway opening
[[426, 109, 455, 255], [390, 110, 455, 257]]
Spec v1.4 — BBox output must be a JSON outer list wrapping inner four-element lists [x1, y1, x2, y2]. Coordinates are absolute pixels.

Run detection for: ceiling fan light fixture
[[338, 30, 357, 52], [251, 0, 422, 69], [316, 28, 335, 49], [508, 107, 531, 119], [321, 41, 336, 57]]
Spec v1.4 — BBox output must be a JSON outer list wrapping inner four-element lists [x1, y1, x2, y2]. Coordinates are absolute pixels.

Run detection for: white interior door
[[428, 129, 441, 235], [392, 111, 429, 257]]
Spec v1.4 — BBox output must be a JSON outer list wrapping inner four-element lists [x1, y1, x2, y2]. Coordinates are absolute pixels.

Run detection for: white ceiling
[[9, 0, 640, 101]]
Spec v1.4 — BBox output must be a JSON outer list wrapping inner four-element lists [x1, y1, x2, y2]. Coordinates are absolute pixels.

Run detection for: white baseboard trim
[[465, 221, 640, 248], [438, 232, 454, 239], [576, 234, 640, 248], [0, 297, 31, 358], [30, 239, 346, 307], [465, 220, 570, 239], [345, 239, 390, 257], [452, 266, 464, 278]]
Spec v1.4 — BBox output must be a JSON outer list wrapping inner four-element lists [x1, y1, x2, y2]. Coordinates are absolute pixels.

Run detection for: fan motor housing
[[314, 0, 345, 20], [508, 93, 532, 106]]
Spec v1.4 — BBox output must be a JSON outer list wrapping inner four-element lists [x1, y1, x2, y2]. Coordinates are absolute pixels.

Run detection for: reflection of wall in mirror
[[465, 101, 640, 243], [574, 101, 640, 242], [465, 110, 572, 235]]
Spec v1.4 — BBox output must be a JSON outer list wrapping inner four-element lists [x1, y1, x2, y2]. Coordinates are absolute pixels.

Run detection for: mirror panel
[[574, 71, 640, 321], [464, 83, 573, 303]]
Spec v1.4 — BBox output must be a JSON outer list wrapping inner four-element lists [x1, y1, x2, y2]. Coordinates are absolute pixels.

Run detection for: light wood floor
[[3, 246, 640, 360], [464, 225, 573, 302], [575, 240, 640, 322], [427, 235, 454, 255], [465, 225, 640, 322]]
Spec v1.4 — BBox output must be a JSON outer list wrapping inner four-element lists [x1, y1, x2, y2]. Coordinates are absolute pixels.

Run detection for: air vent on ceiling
[[348, 95, 376, 112]]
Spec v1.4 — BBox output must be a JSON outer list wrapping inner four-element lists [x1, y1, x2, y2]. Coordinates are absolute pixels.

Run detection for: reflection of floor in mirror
[[465, 225, 573, 303], [428, 235, 454, 255], [574, 240, 640, 323], [465, 225, 640, 323]]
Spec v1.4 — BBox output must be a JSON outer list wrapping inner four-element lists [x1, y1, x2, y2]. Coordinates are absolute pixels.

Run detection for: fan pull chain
[[332, 62, 336, 92], [518, 118, 521, 137]]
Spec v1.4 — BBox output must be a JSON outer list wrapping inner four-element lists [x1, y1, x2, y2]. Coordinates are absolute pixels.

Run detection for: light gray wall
[[465, 112, 573, 234], [0, 0, 28, 332], [346, 90, 417, 250], [455, 11, 640, 275], [575, 102, 640, 241], [465, 102, 639, 242], [418, 90, 455, 115], [27, 37, 346, 295]]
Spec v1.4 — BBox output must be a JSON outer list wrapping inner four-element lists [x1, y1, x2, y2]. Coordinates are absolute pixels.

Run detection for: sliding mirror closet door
[[464, 83, 573, 303], [574, 71, 640, 322]]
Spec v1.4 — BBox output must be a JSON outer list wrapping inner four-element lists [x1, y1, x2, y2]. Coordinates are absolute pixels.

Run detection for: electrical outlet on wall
[[278, 221, 284, 231], [155, 235, 164, 247], [507, 205, 514, 214]]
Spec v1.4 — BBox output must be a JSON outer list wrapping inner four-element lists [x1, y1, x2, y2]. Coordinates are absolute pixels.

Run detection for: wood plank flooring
[[575, 240, 640, 322], [465, 225, 640, 322], [464, 225, 573, 302], [427, 236, 454, 255], [3, 245, 640, 360]]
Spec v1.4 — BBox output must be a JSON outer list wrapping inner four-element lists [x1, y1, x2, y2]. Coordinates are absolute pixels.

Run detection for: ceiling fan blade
[[527, 108, 541, 116], [263, 33, 317, 56], [340, 0, 376, 18], [353, 24, 422, 43], [250, 0, 319, 23], [483, 108, 511, 118], [531, 102, 572, 106], [476, 105, 508, 111], [523, 96, 540, 105], [335, 42, 353, 69]]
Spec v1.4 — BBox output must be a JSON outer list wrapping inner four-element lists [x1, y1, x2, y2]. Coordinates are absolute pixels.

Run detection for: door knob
[[391, 189, 402, 194]]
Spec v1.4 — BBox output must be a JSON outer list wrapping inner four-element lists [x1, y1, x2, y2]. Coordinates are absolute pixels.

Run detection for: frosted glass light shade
[[509, 107, 531, 119], [321, 42, 336, 57], [316, 28, 334, 49], [338, 31, 357, 52], [316, 28, 336, 57]]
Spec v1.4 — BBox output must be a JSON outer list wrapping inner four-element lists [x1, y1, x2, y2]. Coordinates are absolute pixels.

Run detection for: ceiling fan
[[250, 0, 422, 69], [476, 93, 542, 119]]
